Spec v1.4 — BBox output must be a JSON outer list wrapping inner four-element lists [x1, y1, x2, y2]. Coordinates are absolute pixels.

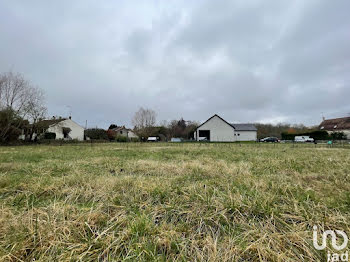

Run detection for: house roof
[[112, 127, 124, 131], [111, 126, 133, 132], [319, 117, 350, 130], [230, 123, 257, 131], [196, 114, 257, 131], [111, 126, 123, 131], [196, 114, 235, 130], [36, 118, 67, 127]]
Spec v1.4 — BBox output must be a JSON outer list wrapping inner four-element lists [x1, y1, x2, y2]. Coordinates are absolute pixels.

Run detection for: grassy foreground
[[0, 143, 349, 261]]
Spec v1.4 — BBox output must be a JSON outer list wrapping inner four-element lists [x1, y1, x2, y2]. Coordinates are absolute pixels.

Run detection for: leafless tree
[[0, 72, 28, 113], [132, 107, 156, 129], [0, 71, 47, 142], [25, 87, 47, 123], [0, 76, 5, 109], [132, 107, 156, 139]]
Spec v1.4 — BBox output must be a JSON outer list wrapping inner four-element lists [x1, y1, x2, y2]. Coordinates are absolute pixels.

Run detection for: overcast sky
[[1, 0, 349, 128]]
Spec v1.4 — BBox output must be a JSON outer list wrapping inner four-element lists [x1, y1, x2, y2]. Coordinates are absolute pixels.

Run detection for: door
[[198, 130, 210, 141]]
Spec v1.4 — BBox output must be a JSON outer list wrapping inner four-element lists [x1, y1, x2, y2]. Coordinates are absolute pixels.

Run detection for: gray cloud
[[0, 0, 349, 128]]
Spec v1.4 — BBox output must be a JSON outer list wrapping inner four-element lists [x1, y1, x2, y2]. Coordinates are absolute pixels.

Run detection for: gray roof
[[36, 118, 66, 126], [230, 123, 257, 131]]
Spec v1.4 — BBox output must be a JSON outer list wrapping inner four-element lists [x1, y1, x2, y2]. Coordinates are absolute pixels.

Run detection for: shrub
[[84, 128, 108, 140], [116, 136, 128, 142], [281, 130, 330, 140], [330, 132, 346, 140], [0, 109, 26, 143], [130, 137, 140, 142], [107, 129, 116, 141]]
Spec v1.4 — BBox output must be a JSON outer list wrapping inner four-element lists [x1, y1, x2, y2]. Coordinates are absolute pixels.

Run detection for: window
[[120, 131, 123, 134], [237, 133, 240, 136]]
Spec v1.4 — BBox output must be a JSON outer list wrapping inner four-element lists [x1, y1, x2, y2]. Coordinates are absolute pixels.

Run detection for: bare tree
[[0, 72, 28, 113], [132, 107, 156, 139], [25, 88, 47, 123], [0, 76, 5, 109], [0, 71, 47, 142], [132, 107, 156, 129]]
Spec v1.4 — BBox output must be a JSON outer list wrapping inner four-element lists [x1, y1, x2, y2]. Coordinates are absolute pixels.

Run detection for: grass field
[[0, 143, 349, 261]]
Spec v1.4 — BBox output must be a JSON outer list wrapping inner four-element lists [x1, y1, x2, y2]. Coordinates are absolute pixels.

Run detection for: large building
[[194, 114, 257, 142], [319, 116, 350, 139]]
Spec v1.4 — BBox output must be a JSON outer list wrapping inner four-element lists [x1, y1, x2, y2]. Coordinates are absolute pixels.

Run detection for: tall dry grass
[[0, 143, 349, 261]]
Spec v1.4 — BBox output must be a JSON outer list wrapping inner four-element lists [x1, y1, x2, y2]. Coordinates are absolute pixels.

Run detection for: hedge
[[281, 130, 346, 140]]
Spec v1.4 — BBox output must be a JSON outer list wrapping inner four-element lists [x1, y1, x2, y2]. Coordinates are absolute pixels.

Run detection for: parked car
[[170, 138, 183, 142], [260, 137, 280, 142], [147, 136, 159, 142], [294, 136, 314, 143]]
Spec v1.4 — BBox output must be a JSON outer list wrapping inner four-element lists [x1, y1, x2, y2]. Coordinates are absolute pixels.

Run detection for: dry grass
[[0, 142, 349, 261]]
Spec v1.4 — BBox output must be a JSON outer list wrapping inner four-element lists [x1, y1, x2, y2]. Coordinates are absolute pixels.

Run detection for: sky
[[1, 0, 349, 128]]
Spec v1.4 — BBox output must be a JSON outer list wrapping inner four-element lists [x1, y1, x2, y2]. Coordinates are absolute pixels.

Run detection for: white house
[[37, 117, 85, 141], [110, 126, 138, 139], [194, 114, 257, 142]]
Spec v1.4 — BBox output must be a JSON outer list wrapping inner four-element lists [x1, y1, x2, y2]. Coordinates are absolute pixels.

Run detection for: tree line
[[0, 71, 47, 143], [254, 123, 313, 139], [86, 107, 199, 141], [255, 123, 346, 140], [131, 107, 198, 141], [2, 70, 344, 144]]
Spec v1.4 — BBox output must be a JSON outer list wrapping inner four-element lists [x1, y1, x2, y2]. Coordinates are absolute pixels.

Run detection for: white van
[[294, 136, 314, 143], [147, 136, 159, 142]]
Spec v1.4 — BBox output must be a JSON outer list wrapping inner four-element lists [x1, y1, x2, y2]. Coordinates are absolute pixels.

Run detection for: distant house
[[319, 117, 350, 139], [194, 114, 257, 142], [110, 126, 138, 139], [28, 117, 85, 141]]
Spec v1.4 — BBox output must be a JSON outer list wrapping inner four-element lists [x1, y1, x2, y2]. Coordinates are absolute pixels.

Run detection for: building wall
[[116, 129, 128, 137], [114, 128, 138, 138], [196, 115, 235, 142], [234, 130, 257, 141], [47, 119, 85, 141], [127, 130, 138, 138]]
